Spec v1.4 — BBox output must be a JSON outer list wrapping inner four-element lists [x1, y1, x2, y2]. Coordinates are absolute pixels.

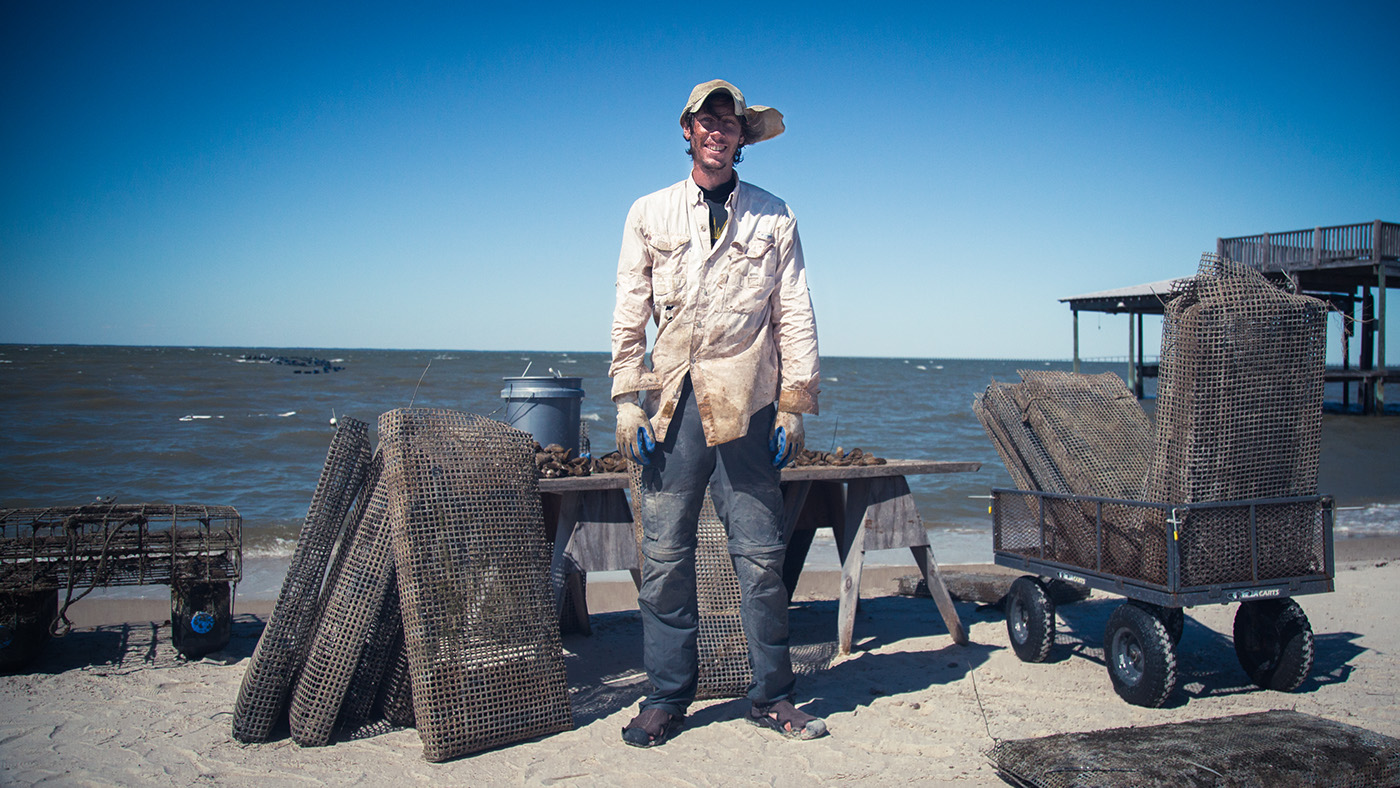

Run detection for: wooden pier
[[1059, 220, 1398, 414]]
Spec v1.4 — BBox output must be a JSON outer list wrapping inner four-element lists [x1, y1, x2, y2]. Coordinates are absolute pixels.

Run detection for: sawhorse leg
[[835, 476, 967, 653]]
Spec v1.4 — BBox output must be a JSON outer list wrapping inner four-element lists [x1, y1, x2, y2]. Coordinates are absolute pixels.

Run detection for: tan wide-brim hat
[[679, 79, 785, 144]]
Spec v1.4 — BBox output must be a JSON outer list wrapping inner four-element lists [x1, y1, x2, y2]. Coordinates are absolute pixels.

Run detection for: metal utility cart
[[993, 488, 1334, 707], [0, 503, 242, 669]]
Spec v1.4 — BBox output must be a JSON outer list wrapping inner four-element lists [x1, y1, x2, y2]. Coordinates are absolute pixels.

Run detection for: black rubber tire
[[1233, 598, 1314, 692], [1160, 607, 1185, 646], [1104, 602, 1178, 707], [0, 590, 58, 673], [1005, 576, 1055, 663], [1129, 600, 1185, 645], [170, 581, 232, 659]]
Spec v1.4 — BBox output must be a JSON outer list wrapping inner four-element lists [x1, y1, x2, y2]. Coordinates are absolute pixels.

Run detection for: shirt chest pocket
[[724, 236, 777, 314], [646, 233, 690, 282]]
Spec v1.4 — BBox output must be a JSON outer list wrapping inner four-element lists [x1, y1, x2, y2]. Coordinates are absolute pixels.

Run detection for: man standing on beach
[[610, 79, 824, 746]]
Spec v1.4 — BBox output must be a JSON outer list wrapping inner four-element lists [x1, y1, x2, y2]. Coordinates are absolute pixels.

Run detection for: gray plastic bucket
[[500, 376, 585, 452]]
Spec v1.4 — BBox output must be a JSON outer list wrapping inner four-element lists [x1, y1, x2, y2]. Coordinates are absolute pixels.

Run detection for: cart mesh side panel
[[1143, 255, 1327, 584], [385, 409, 571, 762], [629, 464, 754, 702], [233, 419, 371, 743], [989, 709, 1400, 788], [1177, 499, 1328, 586], [288, 448, 396, 748]]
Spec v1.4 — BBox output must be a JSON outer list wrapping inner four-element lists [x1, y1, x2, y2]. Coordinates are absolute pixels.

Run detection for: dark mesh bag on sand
[[989, 709, 1400, 788]]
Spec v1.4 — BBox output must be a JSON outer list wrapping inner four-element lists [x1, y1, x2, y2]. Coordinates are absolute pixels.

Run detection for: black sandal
[[748, 700, 828, 740], [621, 707, 683, 748]]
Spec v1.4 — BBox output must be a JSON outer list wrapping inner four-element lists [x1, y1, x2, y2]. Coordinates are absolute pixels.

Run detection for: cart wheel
[[0, 590, 58, 673], [1233, 598, 1314, 692], [170, 581, 231, 659], [1005, 576, 1055, 662], [1104, 602, 1177, 707], [1128, 601, 1185, 645], [1160, 607, 1185, 645]]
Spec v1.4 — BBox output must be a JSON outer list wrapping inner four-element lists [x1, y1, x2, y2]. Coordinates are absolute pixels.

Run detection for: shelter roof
[[1059, 278, 1186, 314]]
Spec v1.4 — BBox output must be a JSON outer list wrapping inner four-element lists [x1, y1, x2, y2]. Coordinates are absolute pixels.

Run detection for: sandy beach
[[2, 537, 1397, 786]]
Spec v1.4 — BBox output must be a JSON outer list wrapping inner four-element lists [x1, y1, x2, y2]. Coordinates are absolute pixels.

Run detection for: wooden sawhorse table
[[539, 458, 980, 652]]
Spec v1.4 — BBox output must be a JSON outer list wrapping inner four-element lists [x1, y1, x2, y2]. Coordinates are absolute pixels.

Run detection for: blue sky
[[3, 2, 1397, 360]]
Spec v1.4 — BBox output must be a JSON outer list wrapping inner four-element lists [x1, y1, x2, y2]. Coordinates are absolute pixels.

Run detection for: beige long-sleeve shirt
[[609, 175, 820, 447]]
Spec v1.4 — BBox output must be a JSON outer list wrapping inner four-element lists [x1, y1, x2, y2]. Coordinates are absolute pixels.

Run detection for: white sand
[[2, 552, 1397, 786]]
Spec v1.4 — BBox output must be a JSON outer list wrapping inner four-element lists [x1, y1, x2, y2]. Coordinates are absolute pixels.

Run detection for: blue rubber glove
[[770, 411, 804, 468], [770, 427, 787, 467], [636, 426, 656, 465], [616, 402, 656, 465]]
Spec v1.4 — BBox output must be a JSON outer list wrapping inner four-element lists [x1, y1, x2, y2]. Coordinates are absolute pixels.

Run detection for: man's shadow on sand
[[562, 594, 1000, 728]]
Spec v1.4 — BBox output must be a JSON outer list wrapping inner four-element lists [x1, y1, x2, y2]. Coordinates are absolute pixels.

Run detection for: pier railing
[[1218, 220, 1400, 272]]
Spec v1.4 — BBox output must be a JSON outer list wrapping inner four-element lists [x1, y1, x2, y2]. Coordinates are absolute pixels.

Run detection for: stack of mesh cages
[[234, 410, 572, 762], [975, 255, 1335, 707], [0, 503, 242, 669]]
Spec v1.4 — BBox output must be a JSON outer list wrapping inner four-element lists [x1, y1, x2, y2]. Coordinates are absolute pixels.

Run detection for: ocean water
[[2, 345, 1397, 598]]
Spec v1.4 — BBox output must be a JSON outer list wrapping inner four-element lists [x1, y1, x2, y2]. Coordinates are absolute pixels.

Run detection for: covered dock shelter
[[1062, 220, 1399, 414], [1060, 278, 1181, 399]]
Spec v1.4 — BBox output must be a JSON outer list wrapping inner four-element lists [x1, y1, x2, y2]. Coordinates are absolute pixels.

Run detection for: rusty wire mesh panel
[[1010, 371, 1152, 499], [976, 372, 1153, 575], [628, 463, 754, 702], [992, 489, 1043, 558], [335, 573, 403, 738], [232, 419, 371, 743], [989, 709, 1400, 788], [973, 383, 1067, 494], [1177, 499, 1328, 587], [377, 630, 415, 728], [385, 408, 571, 762], [288, 441, 396, 748], [1140, 255, 1328, 584], [694, 494, 753, 700], [0, 504, 241, 593]]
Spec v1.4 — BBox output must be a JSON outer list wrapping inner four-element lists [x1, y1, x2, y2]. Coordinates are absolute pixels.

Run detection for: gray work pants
[[636, 376, 795, 717]]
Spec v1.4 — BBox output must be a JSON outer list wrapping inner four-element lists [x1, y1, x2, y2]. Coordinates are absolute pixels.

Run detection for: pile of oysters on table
[[789, 446, 886, 467], [533, 443, 628, 478], [532, 442, 885, 479]]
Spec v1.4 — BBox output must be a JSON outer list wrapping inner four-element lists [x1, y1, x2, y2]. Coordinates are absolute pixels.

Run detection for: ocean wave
[[1335, 502, 1400, 537], [243, 536, 300, 559], [178, 414, 222, 421]]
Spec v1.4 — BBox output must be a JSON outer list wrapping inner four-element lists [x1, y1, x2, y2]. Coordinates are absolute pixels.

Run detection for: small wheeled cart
[[993, 488, 1334, 707], [0, 503, 242, 670]]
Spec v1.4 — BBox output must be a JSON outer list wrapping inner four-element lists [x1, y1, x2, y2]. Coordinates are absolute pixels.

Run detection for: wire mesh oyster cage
[[1, 503, 242, 667], [1, 503, 241, 591]]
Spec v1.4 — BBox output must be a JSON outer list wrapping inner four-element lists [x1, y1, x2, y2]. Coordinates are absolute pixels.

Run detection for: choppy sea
[[2, 345, 1397, 600]]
